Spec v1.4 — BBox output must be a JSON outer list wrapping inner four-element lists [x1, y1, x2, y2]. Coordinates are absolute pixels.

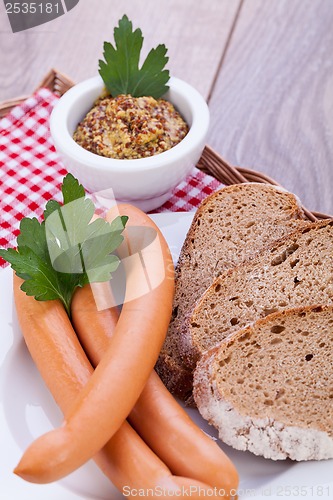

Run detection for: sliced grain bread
[[183, 219, 333, 369], [155, 183, 307, 401], [193, 304, 333, 461]]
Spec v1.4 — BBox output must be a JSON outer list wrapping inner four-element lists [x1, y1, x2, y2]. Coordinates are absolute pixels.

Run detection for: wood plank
[[207, 0, 333, 215], [0, 0, 241, 101]]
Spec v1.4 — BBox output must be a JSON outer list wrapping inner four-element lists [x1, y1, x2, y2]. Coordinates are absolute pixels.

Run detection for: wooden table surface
[[1, 0, 332, 214]]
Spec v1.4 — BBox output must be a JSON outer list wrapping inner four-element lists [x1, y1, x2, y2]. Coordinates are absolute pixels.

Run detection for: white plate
[[0, 211, 332, 500]]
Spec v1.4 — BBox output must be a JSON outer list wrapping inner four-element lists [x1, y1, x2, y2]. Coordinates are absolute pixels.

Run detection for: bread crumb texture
[[193, 305, 333, 461], [156, 183, 307, 400], [190, 220, 333, 356]]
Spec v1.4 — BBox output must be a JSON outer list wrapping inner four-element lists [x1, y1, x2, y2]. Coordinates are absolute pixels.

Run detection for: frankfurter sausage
[[13, 274, 217, 498], [72, 284, 238, 496], [12, 275, 166, 486], [71, 204, 238, 496], [14, 205, 175, 482]]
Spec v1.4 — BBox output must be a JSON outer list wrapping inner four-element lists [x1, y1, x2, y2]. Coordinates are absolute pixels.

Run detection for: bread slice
[[193, 304, 333, 461], [184, 219, 333, 369], [155, 183, 307, 402]]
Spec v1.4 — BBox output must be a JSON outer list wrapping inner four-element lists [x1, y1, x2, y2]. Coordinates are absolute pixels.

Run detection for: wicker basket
[[0, 68, 75, 118], [1, 69, 331, 221]]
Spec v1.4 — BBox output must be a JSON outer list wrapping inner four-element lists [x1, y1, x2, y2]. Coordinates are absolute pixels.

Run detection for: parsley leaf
[[0, 174, 127, 316], [99, 14, 170, 99]]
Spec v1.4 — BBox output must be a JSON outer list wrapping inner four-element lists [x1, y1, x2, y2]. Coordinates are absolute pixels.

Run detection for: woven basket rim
[[197, 145, 332, 221], [0, 68, 331, 220], [0, 68, 75, 118]]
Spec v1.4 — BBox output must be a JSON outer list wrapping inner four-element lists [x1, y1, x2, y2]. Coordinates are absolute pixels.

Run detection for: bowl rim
[[49, 75, 210, 173]]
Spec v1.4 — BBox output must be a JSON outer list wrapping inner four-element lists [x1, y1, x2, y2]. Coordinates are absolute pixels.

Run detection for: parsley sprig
[[0, 174, 127, 317], [99, 14, 170, 99]]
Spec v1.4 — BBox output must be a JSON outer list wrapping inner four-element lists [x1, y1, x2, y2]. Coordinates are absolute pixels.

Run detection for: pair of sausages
[[13, 204, 238, 497]]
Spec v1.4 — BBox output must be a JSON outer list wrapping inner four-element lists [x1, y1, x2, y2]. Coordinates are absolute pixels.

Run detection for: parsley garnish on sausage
[[0, 174, 127, 316]]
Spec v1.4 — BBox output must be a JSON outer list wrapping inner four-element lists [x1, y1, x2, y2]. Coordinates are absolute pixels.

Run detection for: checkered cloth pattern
[[0, 88, 222, 268]]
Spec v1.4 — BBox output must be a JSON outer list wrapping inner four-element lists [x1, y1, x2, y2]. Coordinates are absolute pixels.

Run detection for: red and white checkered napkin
[[0, 88, 222, 268]]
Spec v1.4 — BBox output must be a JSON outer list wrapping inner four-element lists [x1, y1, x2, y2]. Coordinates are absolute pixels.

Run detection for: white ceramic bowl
[[50, 75, 209, 212]]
